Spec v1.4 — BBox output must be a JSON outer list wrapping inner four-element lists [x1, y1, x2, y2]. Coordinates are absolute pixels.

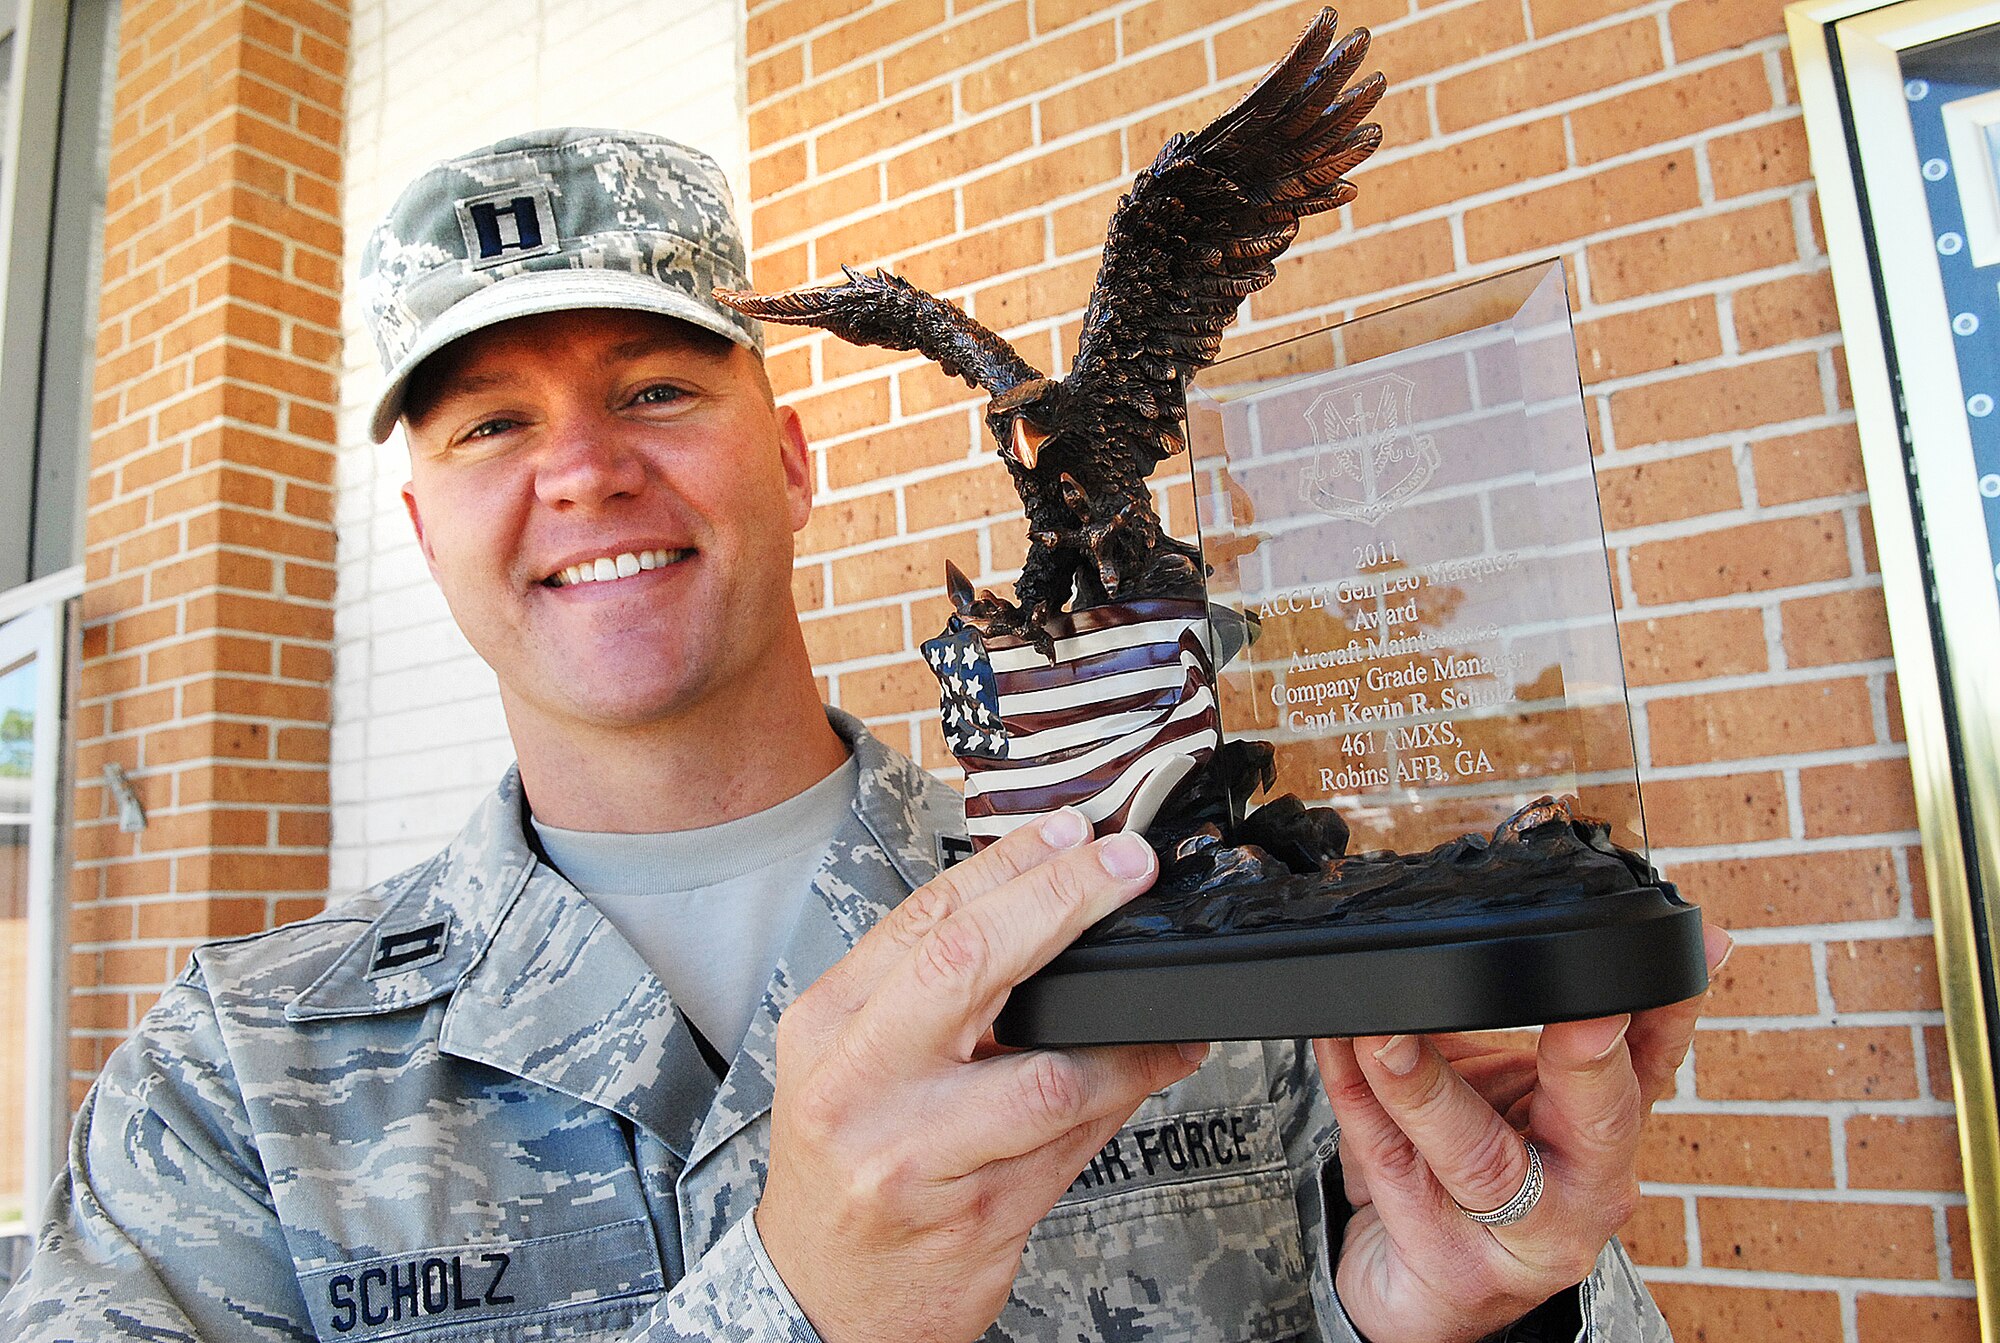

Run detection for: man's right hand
[[755, 808, 1204, 1343]]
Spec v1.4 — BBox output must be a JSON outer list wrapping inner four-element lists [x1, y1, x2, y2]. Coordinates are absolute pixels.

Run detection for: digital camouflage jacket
[[0, 712, 1670, 1342]]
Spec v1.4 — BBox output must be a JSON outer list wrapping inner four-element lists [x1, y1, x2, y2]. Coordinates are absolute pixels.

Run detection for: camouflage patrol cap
[[360, 127, 762, 443]]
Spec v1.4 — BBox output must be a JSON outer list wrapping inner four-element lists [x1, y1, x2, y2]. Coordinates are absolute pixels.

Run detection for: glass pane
[[1187, 260, 1646, 859], [0, 646, 34, 1231], [0, 657, 31, 802]]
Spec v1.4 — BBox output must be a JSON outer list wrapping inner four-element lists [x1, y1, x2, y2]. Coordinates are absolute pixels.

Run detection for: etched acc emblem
[[1299, 373, 1439, 526]]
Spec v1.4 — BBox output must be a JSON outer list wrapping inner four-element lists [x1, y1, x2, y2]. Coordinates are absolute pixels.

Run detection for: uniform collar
[[288, 709, 957, 1160], [289, 766, 540, 1023], [437, 864, 724, 1158], [844, 707, 953, 895]]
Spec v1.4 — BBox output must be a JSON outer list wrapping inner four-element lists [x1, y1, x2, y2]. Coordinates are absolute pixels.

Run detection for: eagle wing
[[715, 266, 1043, 396], [1067, 9, 1385, 460]]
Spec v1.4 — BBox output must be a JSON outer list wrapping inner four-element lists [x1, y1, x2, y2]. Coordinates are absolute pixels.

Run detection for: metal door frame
[[1789, 2, 2000, 1332]]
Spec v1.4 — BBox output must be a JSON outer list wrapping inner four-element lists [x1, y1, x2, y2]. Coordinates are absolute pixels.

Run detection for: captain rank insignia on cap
[[456, 184, 560, 270]]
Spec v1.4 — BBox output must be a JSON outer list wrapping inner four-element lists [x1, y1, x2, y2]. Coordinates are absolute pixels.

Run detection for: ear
[[401, 481, 443, 582], [777, 404, 813, 533]]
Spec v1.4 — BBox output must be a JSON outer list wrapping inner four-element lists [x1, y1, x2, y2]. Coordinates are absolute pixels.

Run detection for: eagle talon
[[1022, 603, 1061, 659], [969, 591, 1061, 660], [944, 561, 1018, 638]]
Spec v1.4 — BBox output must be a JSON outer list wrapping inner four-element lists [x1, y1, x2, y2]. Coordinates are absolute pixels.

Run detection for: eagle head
[[985, 379, 1063, 471]]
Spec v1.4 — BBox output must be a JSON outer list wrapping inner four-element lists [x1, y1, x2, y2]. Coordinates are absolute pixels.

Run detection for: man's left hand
[[1313, 922, 1731, 1343]]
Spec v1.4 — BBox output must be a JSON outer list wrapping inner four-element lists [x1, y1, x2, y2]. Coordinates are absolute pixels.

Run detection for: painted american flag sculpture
[[924, 592, 1220, 848]]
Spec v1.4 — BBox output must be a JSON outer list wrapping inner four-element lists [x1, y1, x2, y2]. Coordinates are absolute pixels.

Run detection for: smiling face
[[400, 308, 813, 751]]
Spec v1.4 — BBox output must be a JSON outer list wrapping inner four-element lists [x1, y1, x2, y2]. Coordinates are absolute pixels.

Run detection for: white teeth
[[549, 548, 687, 587]]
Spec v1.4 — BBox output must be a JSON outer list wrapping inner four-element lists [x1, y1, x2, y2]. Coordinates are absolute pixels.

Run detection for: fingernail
[[1372, 1034, 1420, 1076], [1099, 831, 1155, 879], [1040, 807, 1089, 849], [1179, 1041, 1211, 1066], [1703, 922, 1735, 974], [1585, 1014, 1632, 1062]]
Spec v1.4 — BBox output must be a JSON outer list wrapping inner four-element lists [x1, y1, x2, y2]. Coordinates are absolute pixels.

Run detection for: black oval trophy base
[[994, 883, 1707, 1047]]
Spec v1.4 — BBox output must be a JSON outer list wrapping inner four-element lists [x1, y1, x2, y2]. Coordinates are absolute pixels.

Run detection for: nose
[[533, 408, 648, 509]]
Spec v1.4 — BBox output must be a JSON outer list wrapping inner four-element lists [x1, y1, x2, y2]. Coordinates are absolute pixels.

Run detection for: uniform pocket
[[993, 1102, 1312, 1342]]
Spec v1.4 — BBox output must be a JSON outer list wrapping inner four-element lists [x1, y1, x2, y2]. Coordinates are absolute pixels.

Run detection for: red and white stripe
[[963, 597, 1221, 846]]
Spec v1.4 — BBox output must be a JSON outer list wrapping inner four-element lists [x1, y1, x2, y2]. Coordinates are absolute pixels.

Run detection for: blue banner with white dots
[[1899, 31, 2000, 590]]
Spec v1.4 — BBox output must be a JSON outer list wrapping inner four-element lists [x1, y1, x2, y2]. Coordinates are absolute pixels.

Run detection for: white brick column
[[333, 0, 748, 888]]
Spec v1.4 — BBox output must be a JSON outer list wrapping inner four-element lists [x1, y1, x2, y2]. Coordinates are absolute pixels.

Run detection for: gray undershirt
[[530, 757, 859, 1062]]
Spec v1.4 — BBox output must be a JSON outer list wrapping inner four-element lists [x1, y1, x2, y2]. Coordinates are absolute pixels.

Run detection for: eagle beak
[[1010, 418, 1052, 471]]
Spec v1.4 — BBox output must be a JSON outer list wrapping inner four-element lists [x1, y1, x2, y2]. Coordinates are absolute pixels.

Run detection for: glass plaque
[[1190, 260, 1644, 861]]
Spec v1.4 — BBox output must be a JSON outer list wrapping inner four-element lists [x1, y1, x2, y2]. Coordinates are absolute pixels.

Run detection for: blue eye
[[464, 417, 519, 441]]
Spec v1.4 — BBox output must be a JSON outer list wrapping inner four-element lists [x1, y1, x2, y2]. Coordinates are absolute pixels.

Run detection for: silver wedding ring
[[1457, 1138, 1544, 1227]]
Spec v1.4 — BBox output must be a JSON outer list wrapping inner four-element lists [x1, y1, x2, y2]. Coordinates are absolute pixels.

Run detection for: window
[[0, 0, 118, 591], [0, 577, 75, 1256]]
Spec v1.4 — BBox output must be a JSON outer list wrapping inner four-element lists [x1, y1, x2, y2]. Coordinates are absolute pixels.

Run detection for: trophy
[[720, 8, 1707, 1045]]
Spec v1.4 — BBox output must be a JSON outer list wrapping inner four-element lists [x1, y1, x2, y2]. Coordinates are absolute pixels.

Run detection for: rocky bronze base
[[993, 881, 1706, 1046], [992, 750, 1709, 1046]]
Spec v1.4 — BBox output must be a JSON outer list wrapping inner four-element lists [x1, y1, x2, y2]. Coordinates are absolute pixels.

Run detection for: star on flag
[[921, 625, 1007, 760]]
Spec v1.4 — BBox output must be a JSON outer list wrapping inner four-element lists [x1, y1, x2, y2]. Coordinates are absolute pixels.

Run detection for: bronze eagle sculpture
[[718, 8, 1384, 646]]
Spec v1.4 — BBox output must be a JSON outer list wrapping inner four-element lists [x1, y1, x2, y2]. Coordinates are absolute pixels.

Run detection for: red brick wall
[[745, 1, 1970, 1337], [68, 0, 347, 1099]]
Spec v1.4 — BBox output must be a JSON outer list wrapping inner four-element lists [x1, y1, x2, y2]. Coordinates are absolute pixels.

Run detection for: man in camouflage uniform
[[0, 130, 1722, 1343]]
